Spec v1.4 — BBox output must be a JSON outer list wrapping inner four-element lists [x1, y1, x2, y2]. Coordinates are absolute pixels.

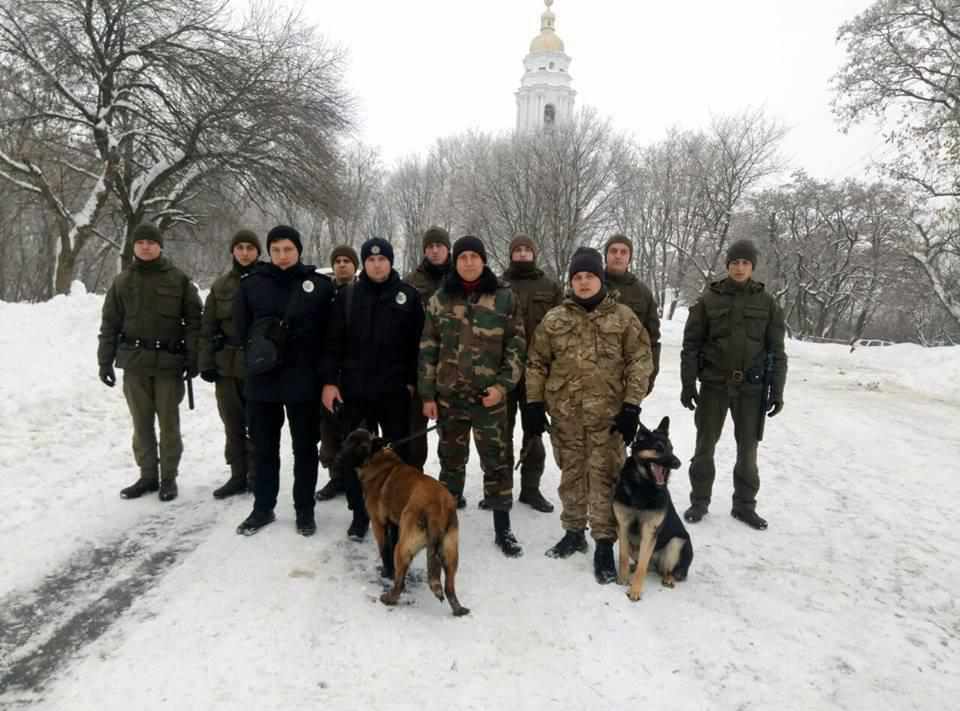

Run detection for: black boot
[[315, 476, 343, 502], [296, 509, 317, 537], [158, 479, 178, 502], [120, 477, 159, 499], [545, 529, 588, 558], [213, 476, 247, 500], [347, 509, 369, 541], [594, 539, 617, 584], [518, 488, 555, 513], [683, 502, 709, 523], [237, 509, 276, 536], [493, 510, 523, 557], [731, 507, 768, 530], [456, 493, 467, 510]]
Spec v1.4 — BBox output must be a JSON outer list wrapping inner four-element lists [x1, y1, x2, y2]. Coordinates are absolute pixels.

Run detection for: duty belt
[[122, 335, 186, 354]]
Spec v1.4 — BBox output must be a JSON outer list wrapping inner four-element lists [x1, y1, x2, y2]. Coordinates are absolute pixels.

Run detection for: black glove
[[185, 364, 200, 380], [767, 400, 784, 418], [610, 403, 641, 445], [680, 384, 699, 411], [99, 365, 116, 388], [523, 402, 548, 436], [200, 369, 219, 384]]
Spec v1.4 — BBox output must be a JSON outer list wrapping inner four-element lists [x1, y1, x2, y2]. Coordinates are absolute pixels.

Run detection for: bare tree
[[0, 0, 352, 295]]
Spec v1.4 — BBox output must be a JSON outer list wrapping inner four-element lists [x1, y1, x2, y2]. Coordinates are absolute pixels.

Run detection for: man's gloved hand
[[680, 384, 699, 411], [610, 403, 641, 445], [185, 364, 200, 380], [523, 402, 548, 436], [767, 400, 784, 418], [200, 369, 219, 384], [99, 365, 116, 388]]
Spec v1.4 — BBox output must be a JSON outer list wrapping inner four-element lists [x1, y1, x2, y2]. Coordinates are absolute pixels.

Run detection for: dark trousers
[[215, 376, 255, 485], [506, 381, 546, 491], [408, 392, 429, 469], [688, 383, 762, 511], [249, 400, 320, 514], [338, 391, 412, 518]]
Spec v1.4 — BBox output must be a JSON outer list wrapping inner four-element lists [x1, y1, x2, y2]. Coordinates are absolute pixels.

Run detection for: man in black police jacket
[[322, 237, 424, 541], [234, 225, 335, 537]]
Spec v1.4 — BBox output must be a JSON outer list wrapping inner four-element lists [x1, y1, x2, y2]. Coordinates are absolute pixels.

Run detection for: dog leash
[[384, 423, 440, 449]]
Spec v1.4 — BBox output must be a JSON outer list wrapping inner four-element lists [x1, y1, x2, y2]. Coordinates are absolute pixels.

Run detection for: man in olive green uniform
[[604, 234, 662, 393], [403, 226, 451, 470], [526, 247, 653, 583], [498, 233, 562, 513], [315, 244, 359, 501], [680, 239, 787, 530], [419, 235, 526, 557], [199, 229, 262, 499], [98, 223, 202, 501]]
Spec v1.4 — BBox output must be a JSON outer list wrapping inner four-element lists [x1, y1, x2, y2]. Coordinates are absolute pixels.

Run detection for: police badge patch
[[302, 280, 315, 293], [395, 291, 407, 305], [371, 245, 381, 255]]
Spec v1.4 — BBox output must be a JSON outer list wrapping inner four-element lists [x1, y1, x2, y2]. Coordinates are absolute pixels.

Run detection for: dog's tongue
[[652, 463, 667, 486]]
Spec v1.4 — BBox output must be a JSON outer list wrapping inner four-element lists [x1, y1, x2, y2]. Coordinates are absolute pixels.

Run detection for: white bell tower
[[516, 0, 576, 133]]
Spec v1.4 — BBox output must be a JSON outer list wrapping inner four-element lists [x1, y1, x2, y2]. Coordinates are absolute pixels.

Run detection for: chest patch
[[395, 291, 407, 305], [302, 280, 315, 294]]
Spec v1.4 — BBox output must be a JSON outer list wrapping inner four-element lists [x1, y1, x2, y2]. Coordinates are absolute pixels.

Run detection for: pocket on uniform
[[216, 294, 234, 320], [155, 287, 182, 318], [706, 306, 731, 339], [743, 305, 768, 341], [597, 320, 623, 361]]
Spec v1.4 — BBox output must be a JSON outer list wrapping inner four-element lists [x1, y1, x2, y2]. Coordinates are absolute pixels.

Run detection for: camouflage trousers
[[506, 381, 546, 492], [122, 372, 185, 482], [688, 382, 762, 511], [549, 413, 625, 541], [437, 397, 514, 511], [215, 376, 255, 486]]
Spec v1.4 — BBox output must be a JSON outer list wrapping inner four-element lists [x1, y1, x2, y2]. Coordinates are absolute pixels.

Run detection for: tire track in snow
[[0, 500, 217, 699]]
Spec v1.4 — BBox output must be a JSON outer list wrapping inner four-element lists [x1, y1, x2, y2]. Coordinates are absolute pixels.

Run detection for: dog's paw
[[616, 573, 629, 586], [626, 589, 643, 602], [661, 576, 675, 589], [380, 592, 399, 606]]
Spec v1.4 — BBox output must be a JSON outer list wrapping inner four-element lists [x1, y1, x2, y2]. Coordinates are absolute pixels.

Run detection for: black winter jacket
[[233, 262, 335, 403], [324, 270, 424, 401]]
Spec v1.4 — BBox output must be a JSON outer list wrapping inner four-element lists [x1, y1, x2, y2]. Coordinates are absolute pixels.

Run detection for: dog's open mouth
[[651, 462, 668, 486]]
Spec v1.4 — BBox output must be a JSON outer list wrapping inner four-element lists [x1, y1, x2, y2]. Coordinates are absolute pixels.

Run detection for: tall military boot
[[120, 476, 159, 499], [493, 510, 523, 557], [158, 478, 178, 502], [545, 529, 588, 558], [347, 508, 369, 542], [315, 476, 344, 502], [731, 507, 768, 530], [593, 539, 617, 584], [213, 475, 247, 500], [683, 502, 709, 523], [518, 488, 554, 513]]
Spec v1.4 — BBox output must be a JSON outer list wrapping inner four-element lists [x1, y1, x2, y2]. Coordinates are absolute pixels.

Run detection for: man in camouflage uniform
[[419, 235, 526, 557], [680, 239, 788, 530], [316, 244, 359, 501], [404, 225, 451, 470], [97, 223, 202, 502], [497, 233, 562, 513], [199, 229, 262, 499], [604, 234, 662, 393], [526, 248, 653, 583]]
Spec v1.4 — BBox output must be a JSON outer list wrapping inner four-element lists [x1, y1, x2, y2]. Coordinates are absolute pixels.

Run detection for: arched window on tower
[[544, 104, 556, 126]]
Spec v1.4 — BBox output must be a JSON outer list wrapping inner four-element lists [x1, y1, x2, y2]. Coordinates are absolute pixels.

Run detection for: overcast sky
[[306, 0, 884, 180]]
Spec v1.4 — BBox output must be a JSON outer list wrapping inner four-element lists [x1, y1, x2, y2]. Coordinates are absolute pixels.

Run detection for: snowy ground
[[1, 289, 958, 710]]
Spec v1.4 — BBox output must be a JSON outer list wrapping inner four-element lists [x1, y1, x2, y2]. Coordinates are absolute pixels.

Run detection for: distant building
[[516, 0, 576, 133]]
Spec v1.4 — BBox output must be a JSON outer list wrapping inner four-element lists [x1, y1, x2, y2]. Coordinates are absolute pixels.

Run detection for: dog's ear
[[656, 416, 670, 435], [636, 419, 652, 437]]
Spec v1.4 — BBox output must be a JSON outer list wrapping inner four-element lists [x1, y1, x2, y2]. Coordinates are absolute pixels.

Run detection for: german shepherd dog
[[337, 429, 469, 617], [612, 416, 693, 602]]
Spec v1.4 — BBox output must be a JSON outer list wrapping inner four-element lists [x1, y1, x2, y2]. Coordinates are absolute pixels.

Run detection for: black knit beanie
[[568, 247, 604, 281], [133, 223, 163, 248], [266, 225, 303, 255], [726, 239, 759, 267], [452, 235, 487, 263], [361, 237, 394, 265]]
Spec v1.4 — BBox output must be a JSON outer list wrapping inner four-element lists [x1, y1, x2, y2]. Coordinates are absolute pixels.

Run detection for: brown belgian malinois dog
[[338, 428, 469, 617]]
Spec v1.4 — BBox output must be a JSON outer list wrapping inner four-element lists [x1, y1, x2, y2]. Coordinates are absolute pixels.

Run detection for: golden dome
[[529, 1, 564, 54]]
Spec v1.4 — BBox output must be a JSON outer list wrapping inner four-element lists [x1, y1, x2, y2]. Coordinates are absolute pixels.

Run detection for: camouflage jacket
[[680, 277, 787, 399], [418, 267, 526, 405], [199, 263, 256, 378], [501, 263, 562, 355], [526, 295, 652, 423], [98, 256, 202, 376], [404, 258, 450, 308], [605, 270, 662, 380]]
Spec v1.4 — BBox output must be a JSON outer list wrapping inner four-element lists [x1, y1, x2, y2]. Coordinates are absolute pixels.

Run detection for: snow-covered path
[[1, 294, 958, 710]]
